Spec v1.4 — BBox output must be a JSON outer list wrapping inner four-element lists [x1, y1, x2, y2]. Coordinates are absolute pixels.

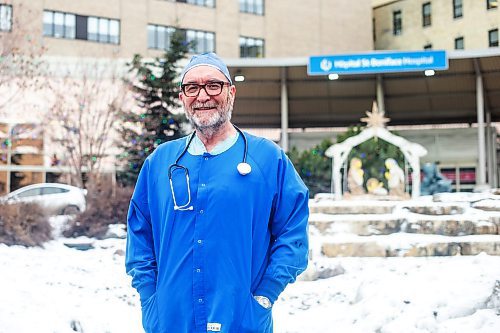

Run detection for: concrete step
[[472, 199, 500, 212], [308, 196, 500, 257], [309, 200, 397, 215], [309, 213, 400, 236], [310, 213, 499, 236], [403, 214, 499, 236], [402, 204, 466, 215], [319, 233, 500, 257], [310, 197, 500, 216]]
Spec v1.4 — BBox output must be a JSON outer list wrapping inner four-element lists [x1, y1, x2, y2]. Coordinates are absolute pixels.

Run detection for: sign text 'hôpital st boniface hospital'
[[308, 50, 448, 75]]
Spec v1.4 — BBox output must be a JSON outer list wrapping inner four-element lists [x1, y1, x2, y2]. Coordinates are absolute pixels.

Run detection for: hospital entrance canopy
[[225, 49, 500, 129]]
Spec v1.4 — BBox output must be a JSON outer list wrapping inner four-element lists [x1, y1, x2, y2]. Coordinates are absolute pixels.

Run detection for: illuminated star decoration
[[360, 101, 390, 128]]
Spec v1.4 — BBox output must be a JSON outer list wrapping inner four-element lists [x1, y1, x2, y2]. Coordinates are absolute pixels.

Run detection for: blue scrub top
[[126, 131, 309, 333]]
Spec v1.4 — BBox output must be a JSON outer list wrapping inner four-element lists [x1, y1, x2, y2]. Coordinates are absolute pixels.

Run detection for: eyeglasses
[[181, 81, 230, 97]]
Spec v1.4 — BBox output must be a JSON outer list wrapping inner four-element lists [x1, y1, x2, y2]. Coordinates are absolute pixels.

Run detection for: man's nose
[[197, 87, 211, 102]]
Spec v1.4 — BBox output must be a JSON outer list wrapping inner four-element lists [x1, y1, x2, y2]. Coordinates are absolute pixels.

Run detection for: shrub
[[0, 203, 52, 246], [63, 183, 133, 239], [288, 139, 333, 197]]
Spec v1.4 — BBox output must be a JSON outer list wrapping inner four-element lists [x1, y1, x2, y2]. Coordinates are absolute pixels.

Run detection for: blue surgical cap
[[180, 52, 232, 85]]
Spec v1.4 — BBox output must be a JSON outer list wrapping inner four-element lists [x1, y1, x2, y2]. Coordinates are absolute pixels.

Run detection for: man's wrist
[[253, 295, 272, 309]]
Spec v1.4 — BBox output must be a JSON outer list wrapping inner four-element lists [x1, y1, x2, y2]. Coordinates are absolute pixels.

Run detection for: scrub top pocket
[[141, 292, 160, 333], [238, 293, 273, 333]]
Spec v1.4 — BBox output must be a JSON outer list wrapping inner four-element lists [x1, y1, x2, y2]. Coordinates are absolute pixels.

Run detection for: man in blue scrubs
[[126, 52, 309, 333]]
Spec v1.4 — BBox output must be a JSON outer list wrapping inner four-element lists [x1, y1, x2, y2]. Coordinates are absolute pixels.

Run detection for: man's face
[[179, 65, 236, 134]]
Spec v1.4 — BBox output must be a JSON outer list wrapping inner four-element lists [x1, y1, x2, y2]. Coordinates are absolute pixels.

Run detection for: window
[[43, 10, 76, 39], [489, 28, 499, 47], [148, 24, 175, 50], [239, 0, 264, 15], [424, 43, 432, 50], [181, 0, 215, 7], [393, 10, 402, 35], [147, 26, 215, 52], [422, 2, 431, 27], [42, 187, 68, 195], [43, 11, 119, 44], [87, 16, 120, 44], [186, 29, 215, 53], [487, 0, 498, 10], [239, 36, 264, 58], [16, 188, 41, 198], [454, 36, 464, 49], [453, 0, 463, 18], [373, 18, 376, 42], [0, 4, 12, 31]]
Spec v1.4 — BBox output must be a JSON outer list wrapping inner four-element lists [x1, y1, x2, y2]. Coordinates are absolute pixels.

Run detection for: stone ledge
[[404, 218, 498, 236], [310, 202, 396, 215], [309, 214, 400, 236], [321, 234, 500, 257], [310, 214, 499, 236], [403, 204, 465, 215]]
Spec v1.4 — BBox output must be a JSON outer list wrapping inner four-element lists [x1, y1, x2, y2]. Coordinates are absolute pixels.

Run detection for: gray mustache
[[192, 103, 218, 108]]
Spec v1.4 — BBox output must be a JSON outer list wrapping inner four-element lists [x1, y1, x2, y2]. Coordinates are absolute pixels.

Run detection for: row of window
[[451, 0, 497, 20], [239, 0, 264, 15], [1, 5, 265, 56], [442, 0, 496, 22], [394, 0, 498, 35], [239, 36, 264, 57], [43, 10, 120, 44], [421, 30, 498, 50], [174, 0, 215, 8], [162, 0, 265, 15], [147, 24, 264, 57], [147, 25, 216, 54], [4, 2, 498, 53], [452, 0, 498, 18], [393, 3, 498, 49]]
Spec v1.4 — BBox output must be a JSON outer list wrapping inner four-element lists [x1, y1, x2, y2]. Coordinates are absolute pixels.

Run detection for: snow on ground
[[277, 255, 500, 333], [2, 191, 500, 333], [0, 238, 142, 333], [1, 236, 500, 333]]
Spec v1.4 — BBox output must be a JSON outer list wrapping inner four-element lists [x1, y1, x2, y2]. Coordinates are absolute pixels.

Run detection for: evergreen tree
[[117, 30, 190, 185]]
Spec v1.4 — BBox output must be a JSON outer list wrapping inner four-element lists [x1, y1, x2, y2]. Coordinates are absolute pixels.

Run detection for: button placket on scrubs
[[192, 152, 211, 332]]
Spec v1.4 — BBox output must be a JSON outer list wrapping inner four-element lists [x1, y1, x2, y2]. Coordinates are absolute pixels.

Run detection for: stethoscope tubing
[[168, 125, 250, 211]]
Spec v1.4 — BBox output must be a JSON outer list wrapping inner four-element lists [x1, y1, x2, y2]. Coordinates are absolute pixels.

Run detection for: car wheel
[[62, 205, 80, 215]]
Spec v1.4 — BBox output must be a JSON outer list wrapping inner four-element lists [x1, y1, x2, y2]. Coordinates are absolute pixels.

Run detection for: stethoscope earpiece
[[237, 162, 252, 176]]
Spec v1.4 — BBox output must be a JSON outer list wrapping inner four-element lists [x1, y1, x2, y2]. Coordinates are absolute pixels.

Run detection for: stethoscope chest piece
[[237, 162, 252, 176]]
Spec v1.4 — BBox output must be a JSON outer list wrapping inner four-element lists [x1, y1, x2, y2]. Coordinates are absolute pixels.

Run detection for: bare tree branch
[[0, 2, 45, 116], [45, 61, 132, 187]]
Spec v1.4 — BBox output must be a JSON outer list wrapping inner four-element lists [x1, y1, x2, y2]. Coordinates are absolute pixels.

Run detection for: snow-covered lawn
[[1, 236, 499, 333]]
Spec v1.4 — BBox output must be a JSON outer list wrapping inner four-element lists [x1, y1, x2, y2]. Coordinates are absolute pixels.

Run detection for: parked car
[[0, 183, 87, 215]]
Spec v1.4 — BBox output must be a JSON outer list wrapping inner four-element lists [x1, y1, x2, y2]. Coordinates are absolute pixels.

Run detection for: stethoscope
[[168, 125, 251, 211]]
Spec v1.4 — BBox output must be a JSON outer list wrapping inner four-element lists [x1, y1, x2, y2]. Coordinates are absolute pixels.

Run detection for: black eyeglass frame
[[180, 81, 230, 97]]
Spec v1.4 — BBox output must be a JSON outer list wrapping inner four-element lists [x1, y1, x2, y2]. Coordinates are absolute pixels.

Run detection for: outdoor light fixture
[[234, 71, 245, 82], [424, 69, 435, 76], [328, 73, 339, 80]]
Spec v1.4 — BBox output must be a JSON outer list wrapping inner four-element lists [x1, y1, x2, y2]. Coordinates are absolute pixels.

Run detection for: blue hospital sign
[[308, 50, 448, 75]]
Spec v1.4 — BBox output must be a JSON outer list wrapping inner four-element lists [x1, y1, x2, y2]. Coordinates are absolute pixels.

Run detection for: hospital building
[[0, 0, 499, 194]]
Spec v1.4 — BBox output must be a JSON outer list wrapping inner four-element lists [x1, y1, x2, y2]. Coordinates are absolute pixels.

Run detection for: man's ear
[[229, 85, 236, 98]]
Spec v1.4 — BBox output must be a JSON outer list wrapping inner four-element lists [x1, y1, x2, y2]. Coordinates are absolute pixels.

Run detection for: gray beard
[[186, 98, 233, 139]]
